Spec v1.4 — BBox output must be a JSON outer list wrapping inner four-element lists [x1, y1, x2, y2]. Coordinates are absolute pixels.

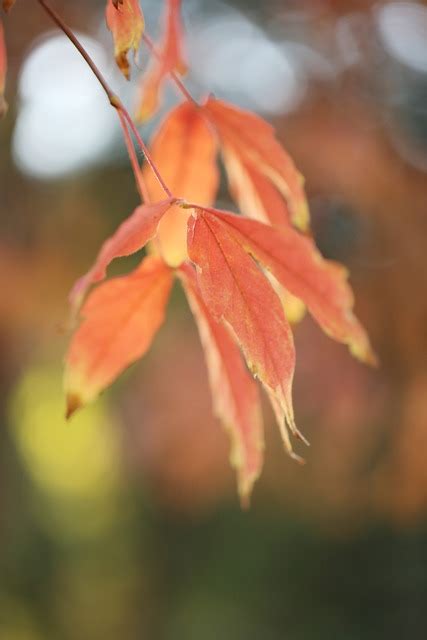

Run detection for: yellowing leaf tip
[[106, 0, 144, 80]]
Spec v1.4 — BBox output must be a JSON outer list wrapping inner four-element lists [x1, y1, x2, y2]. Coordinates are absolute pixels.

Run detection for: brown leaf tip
[[294, 428, 310, 448], [66, 393, 82, 420]]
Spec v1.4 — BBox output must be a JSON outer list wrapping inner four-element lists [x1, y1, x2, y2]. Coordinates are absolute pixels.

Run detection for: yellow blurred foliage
[[8, 364, 123, 536]]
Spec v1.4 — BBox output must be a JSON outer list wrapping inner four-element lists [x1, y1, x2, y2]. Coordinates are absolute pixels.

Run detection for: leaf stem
[[35, 0, 172, 199], [120, 108, 170, 197], [117, 110, 150, 203]]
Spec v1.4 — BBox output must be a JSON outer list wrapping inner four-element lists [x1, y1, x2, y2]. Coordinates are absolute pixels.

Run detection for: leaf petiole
[[35, 0, 173, 199]]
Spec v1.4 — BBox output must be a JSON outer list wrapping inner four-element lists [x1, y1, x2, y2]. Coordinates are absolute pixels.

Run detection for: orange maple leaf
[[139, 96, 313, 324], [135, 0, 187, 122], [198, 207, 376, 365], [179, 263, 264, 504], [0, 0, 376, 506], [69, 198, 174, 313], [62, 0, 376, 502], [65, 187, 375, 499], [187, 207, 298, 444], [192, 206, 315, 467], [203, 96, 310, 232], [105, 0, 144, 80], [65, 201, 306, 500], [65, 87, 377, 503], [65, 256, 173, 414], [0, 19, 7, 117], [142, 101, 219, 266]]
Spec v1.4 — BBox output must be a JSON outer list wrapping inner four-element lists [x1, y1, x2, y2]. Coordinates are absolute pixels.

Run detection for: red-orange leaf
[[65, 256, 173, 416], [203, 97, 309, 231], [205, 208, 376, 364], [221, 144, 292, 228], [187, 208, 304, 456], [135, 0, 186, 122], [179, 263, 264, 504], [69, 198, 174, 312], [143, 102, 219, 266], [106, 0, 144, 79], [0, 19, 7, 117]]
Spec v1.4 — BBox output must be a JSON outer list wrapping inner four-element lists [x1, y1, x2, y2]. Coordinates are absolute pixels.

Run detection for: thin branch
[[117, 110, 150, 203], [120, 109, 172, 197], [36, 0, 116, 105], [35, 0, 172, 199]]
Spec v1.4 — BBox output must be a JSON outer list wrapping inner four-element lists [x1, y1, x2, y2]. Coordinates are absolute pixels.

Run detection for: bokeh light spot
[[13, 33, 117, 179], [376, 2, 427, 73], [8, 364, 123, 537]]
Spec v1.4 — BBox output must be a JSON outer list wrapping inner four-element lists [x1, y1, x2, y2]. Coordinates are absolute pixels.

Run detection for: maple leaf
[[65, 184, 373, 498], [69, 198, 174, 313], [0, 19, 7, 117], [203, 97, 309, 323], [203, 96, 310, 232], [179, 262, 264, 506], [105, 0, 144, 80], [0, 0, 377, 506], [187, 207, 303, 456], [142, 101, 219, 266], [64, 197, 374, 499], [199, 208, 376, 364], [135, 0, 187, 122], [65, 256, 173, 417], [61, 86, 375, 502]]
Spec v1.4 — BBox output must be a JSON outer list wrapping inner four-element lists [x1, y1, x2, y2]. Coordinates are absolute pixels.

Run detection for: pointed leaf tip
[[66, 393, 82, 420], [290, 451, 306, 466], [239, 491, 251, 511], [179, 263, 264, 504], [295, 428, 310, 448], [187, 209, 298, 466]]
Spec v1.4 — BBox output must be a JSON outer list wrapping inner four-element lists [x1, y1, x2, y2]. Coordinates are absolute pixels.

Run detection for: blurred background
[[1, 0, 427, 637]]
